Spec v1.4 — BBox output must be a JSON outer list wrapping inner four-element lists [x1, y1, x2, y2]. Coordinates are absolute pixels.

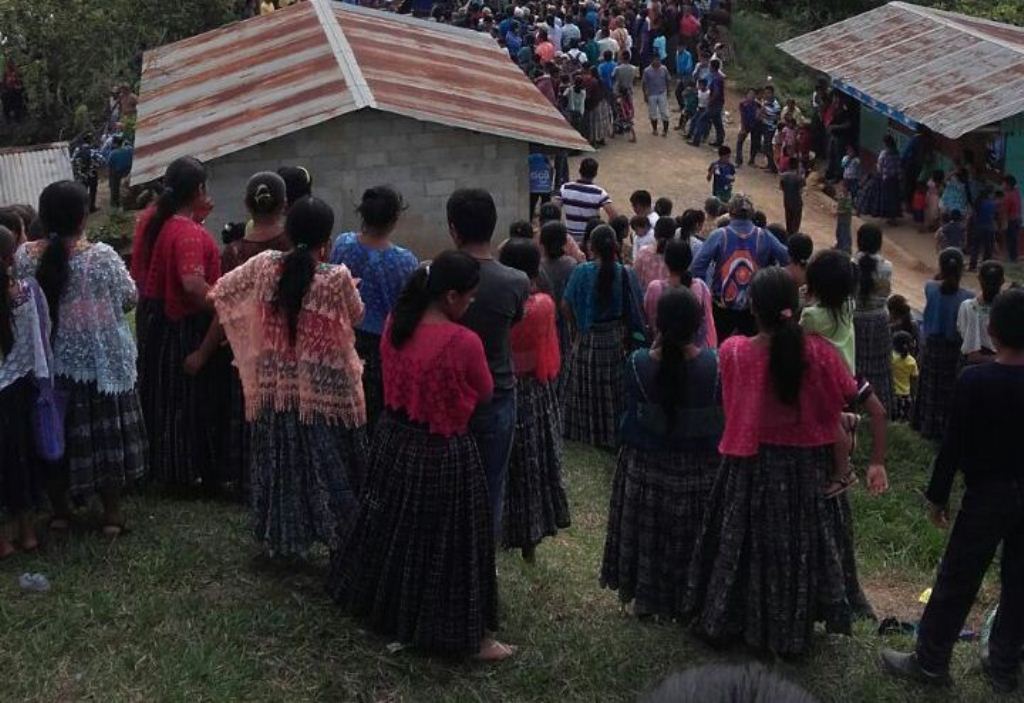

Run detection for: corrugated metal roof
[[0, 142, 74, 208], [777, 1, 1024, 139], [134, 0, 590, 183]]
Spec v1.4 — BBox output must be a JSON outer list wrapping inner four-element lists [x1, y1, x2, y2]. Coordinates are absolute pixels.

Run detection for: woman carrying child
[[602, 288, 723, 619], [852, 225, 895, 415], [211, 197, 367, 557], [498, 240, 571, 562], [913, 248, 974, 440], [685, 268, 888, 655]]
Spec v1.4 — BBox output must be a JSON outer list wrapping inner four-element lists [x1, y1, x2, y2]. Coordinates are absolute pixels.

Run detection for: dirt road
[[570, 97, 956, 311]]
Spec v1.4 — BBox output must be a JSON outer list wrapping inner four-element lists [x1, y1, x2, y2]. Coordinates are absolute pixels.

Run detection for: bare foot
[[474, 638, 517, 662]]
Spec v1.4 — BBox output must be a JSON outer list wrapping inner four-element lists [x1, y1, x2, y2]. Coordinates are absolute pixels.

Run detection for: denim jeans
[[470, 386, 517, 536], [916, 480, 1024, 677]]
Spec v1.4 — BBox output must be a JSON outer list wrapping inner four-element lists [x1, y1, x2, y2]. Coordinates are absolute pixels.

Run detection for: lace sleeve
[[98, 244, 138, 312]]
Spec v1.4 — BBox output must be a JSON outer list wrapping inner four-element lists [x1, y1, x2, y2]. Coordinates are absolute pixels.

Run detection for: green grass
[[729, 10, 819, 110], [0, 426, 1015, 702]]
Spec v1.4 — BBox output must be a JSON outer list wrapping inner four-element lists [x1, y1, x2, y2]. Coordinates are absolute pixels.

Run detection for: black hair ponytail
[[663, 238, 693, 287], [142, 157, 207, 267], [36, 180, 89, 332], [390, 250, 480, 349], [273, 196, 334, 345], [654, 288, 702, 424], [750, 267, 805, 406], [856, 224, 883, 304], [654, 217, 676, 255], [590, 224, 617, 308], [936, 247, 964, 295]]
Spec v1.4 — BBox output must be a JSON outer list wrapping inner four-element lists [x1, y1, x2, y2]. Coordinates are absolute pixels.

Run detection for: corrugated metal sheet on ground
[[777, 1, 1024, 139], [0, 142, 74, 208], [133, 0, 590, 183]]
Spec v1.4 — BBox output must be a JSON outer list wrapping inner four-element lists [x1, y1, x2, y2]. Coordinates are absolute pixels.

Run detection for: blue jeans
[[470, 386, 517, 536]]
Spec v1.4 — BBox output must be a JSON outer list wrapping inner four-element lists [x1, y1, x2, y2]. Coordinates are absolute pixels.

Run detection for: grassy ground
[[0, 425, 1016, 702], [729, 10, 818, 110]]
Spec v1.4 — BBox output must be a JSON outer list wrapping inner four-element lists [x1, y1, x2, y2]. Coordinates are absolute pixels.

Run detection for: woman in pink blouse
[[685, 267, 889, 656], [643, 238, 716, 349], [329, 251, 515, 662], [211, 197, 367, 557], [632, 217, 676, 291]]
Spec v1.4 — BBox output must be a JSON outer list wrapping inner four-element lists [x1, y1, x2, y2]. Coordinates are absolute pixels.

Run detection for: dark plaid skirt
[[912, 336, 962, 440], [250, 409, 366, 557], [224, 364, 252, 500], [563, 320, 626, 449], [684, 446, 849, 656], [355, 329, 383, 431], [136, 298, 231, 487], [854, 307, 894, 415], [0, 377, 46, 516], [585, 101, 614, 143], [502, 377, 570, 550], [827, 491, 876, 621], [59, 377, 148, 502], [328, 410, 498, 656], [601, 444, 720, 618]]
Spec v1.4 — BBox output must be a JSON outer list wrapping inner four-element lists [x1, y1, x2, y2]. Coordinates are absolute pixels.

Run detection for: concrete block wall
[[204, 109, 530, 259]]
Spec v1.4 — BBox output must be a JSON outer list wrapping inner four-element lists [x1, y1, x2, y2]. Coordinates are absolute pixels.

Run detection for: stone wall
[[204, 109, 529, 258]]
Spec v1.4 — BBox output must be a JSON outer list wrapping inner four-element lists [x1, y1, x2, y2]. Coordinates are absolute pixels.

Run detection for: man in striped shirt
[[558, 157, 618, 243]]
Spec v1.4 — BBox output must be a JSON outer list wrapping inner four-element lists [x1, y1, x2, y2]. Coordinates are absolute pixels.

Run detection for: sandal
[[824, 471, 859, 500], [474, 639, 517, 663]]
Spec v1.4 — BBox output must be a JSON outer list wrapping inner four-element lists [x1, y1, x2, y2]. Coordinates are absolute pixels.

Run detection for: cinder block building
[[132, 0, 589, 257]]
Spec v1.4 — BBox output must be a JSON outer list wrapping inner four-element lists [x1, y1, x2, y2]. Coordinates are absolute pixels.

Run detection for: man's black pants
[[916, 480, 1024, 679]]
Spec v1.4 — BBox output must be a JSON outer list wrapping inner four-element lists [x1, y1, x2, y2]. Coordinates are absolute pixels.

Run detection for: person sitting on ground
[[882, 288, 1024, 695]]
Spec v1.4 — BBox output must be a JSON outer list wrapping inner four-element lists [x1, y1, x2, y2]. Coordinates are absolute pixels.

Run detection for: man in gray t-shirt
[[641, 55, 670, 136], [447, 188, 529, 536]]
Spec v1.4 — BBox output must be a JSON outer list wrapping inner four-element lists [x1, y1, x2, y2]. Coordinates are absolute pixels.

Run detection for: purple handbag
[[27, 280, 67, 462]]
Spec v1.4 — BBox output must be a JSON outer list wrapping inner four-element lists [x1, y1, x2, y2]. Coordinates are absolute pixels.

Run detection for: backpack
[[716, 226, 767, 310]]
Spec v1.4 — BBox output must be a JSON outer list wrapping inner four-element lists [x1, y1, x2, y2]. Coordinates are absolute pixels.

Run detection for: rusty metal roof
[[777, 1, 1024, 139], [0, 142, 74, 208], [133, 0, 590, 183]]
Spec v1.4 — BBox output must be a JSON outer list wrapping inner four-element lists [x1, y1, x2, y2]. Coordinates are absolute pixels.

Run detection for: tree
[[0, 0, 239, 145]]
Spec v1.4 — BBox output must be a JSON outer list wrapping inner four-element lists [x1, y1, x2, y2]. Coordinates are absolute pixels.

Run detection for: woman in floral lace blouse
[[16, 181, 147, 537], [211, 196, 367, 557]]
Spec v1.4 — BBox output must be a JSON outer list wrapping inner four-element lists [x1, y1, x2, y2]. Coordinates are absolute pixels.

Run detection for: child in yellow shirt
[[890, 331, 919, 421]]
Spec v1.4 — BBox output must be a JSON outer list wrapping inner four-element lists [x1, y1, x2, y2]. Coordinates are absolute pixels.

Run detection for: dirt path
[[569, 90, 972, 311]]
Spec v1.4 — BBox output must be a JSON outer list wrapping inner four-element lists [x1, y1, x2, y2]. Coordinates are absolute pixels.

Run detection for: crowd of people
[[1, 144, 1021, 688], [1, 0, 1023, 694]]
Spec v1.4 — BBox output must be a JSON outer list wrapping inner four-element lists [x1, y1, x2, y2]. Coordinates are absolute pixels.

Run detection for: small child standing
[[800, 249, 866, 497], [957, 260, 1004, 366], [835, 181, 854, 253], [676, 81, 697, 132], [629, 215, 654, 258], [936, 210, 966, 252], [911, 182, 928, 230], [890, 330, 918, 421], [841, 144, 861, 202], [686, 78, 709, 142], [707, 146, 736, 203], [925, 170, 943, 230], [564, 75, 586, 134]]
